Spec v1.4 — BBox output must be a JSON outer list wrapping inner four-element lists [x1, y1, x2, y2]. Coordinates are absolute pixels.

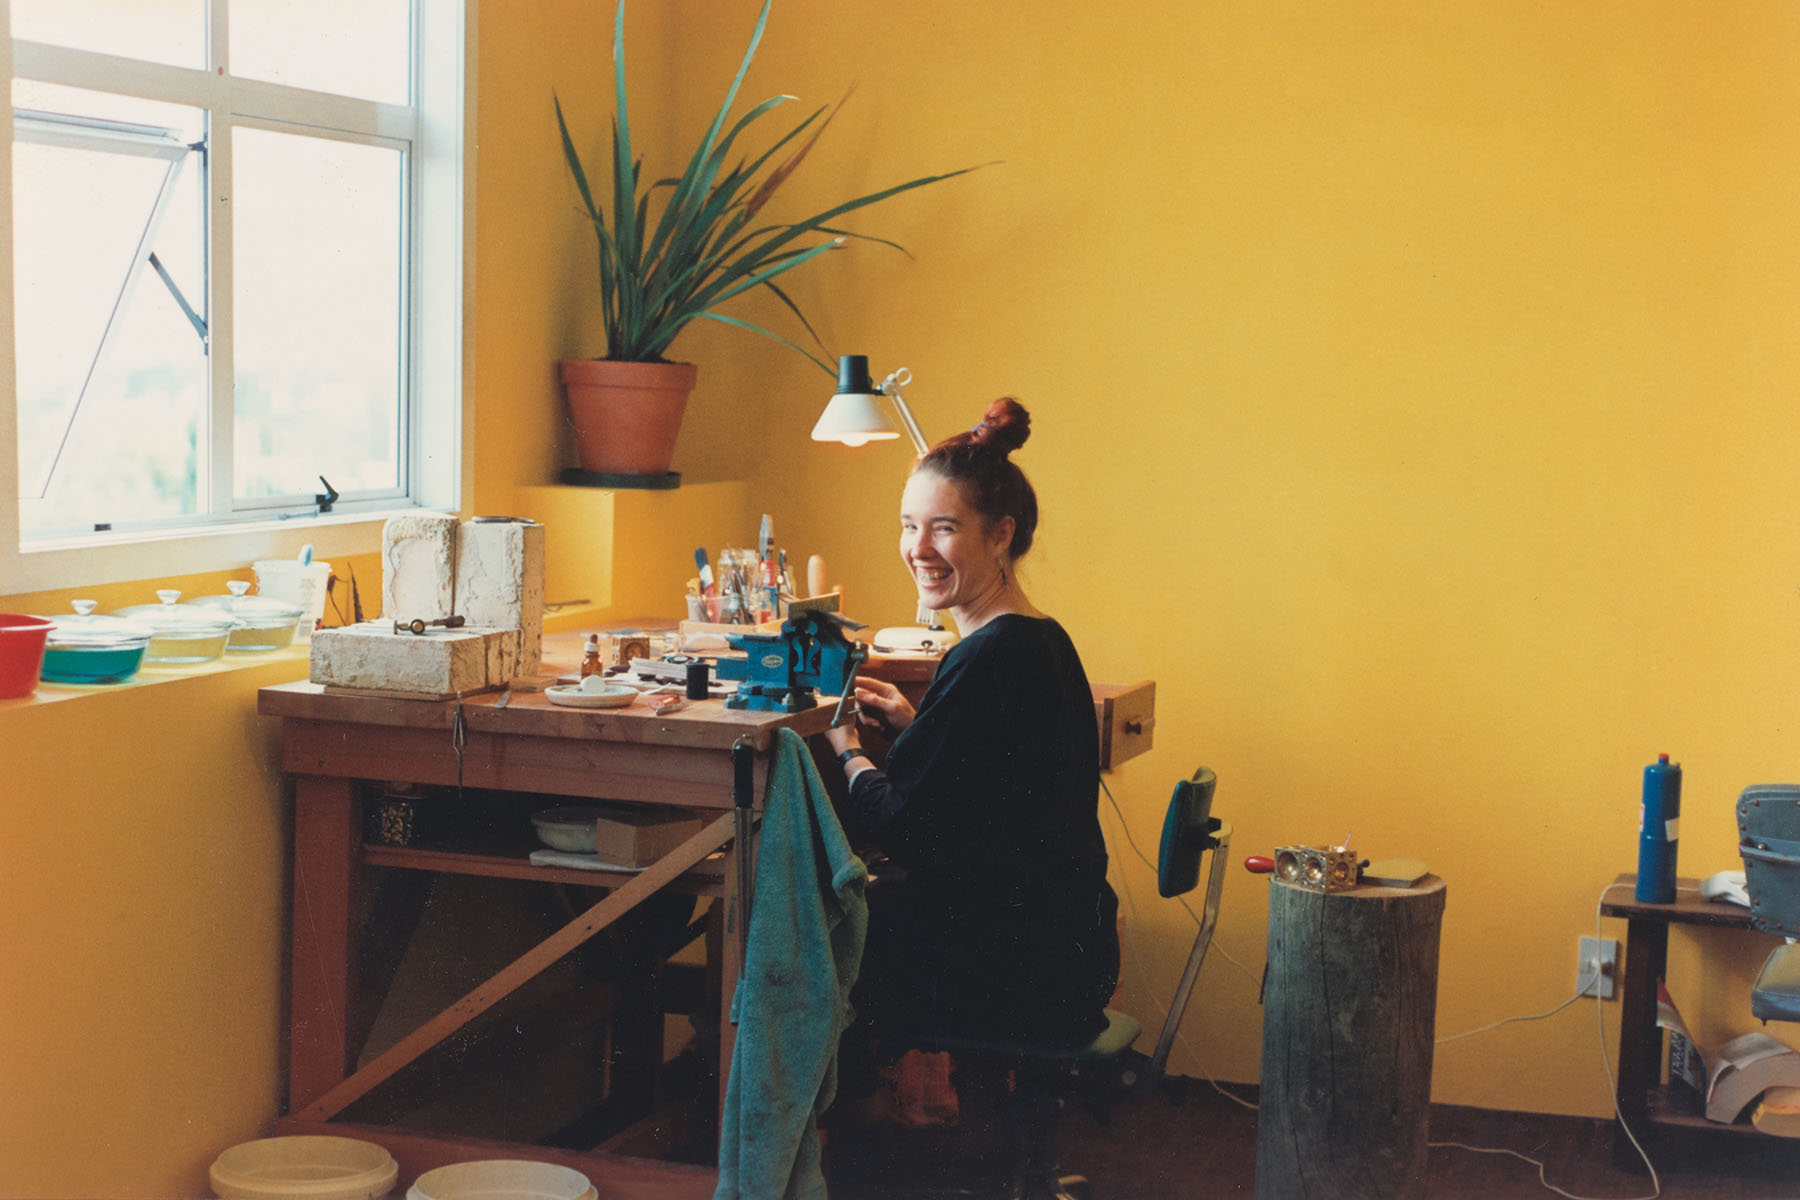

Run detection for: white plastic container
[[406, 1159, 596, 1200], [209, 1134, 397, 1200], [254, 559, 333, 642]]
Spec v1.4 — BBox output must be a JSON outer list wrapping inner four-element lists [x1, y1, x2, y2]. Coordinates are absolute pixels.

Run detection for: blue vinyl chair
[[1735, 784, 1800, 1022]]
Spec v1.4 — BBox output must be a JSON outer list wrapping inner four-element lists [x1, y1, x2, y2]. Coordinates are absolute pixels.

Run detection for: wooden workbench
[[259, 675, 839, 1198], [256, 628, 1153, 1196]]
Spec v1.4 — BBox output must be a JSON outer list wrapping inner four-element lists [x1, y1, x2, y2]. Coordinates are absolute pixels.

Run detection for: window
[[0, 0, 462, 590]]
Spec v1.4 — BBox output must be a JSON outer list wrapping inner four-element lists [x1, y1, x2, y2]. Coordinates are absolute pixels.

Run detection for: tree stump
[[1254, 874, 1447, 1200]]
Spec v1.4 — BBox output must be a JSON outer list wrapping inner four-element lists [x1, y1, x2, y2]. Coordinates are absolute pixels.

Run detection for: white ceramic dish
[[530, 806, 602, 852], [545, 682, 637, 708]]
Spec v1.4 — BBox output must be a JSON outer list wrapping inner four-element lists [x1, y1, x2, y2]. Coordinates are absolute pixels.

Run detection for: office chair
[[904, 767, 1232, 1200], [1736, 784, 1800, 1022]]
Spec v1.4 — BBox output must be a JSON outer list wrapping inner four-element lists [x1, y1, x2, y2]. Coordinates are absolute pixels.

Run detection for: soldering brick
[[382, 512, 458, 622], [310, 621, 520, 695], [456, 520, 545, 677]]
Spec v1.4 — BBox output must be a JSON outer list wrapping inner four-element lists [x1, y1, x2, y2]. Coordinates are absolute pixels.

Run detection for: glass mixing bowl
[[115, 590, 240, 665], [189, 580, 305, 652], [40, 600, 152, 684]]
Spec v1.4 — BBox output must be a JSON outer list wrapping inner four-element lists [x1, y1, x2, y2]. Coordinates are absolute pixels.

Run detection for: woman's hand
[[850, 675, 915, 735], [825, 721, 861, 756]]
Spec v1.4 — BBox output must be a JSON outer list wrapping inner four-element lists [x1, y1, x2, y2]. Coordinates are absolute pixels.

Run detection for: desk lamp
[[810, 354, 928, 455], [811, 354, 958, 654]]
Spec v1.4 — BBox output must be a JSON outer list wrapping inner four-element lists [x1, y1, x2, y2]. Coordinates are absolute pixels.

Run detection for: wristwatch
[[839, 746, 872, 769]]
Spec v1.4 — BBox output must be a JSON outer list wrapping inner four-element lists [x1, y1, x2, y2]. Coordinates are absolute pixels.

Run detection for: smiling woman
[[823, 397, 1120, 1109], [898, 399, 1039, 634]]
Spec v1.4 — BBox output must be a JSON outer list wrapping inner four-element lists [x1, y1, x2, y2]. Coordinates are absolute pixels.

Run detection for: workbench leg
[[719, 840, 743, 1121], [290, 774, 361, 1113], [1612, 915, 1669, 1171]]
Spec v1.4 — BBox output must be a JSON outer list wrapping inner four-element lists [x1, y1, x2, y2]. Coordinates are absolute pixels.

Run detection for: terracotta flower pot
[[559, 358, 698, 477]]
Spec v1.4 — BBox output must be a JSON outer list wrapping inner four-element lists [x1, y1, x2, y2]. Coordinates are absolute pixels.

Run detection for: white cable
[[1436, 974, 1598, 1044], [1426, 1140, 1643, 1200]]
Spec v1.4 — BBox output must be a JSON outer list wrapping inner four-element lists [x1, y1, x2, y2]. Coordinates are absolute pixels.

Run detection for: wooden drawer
[[1094, 680, 1155, 770]]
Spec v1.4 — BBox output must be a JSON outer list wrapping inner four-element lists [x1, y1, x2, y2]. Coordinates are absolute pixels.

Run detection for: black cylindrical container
[[685, 660, 710, 700], [1635, 753, 1681, 903]]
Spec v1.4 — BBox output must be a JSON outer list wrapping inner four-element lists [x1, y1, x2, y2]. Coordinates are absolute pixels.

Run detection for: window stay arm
[[31, 152, 193, 500]]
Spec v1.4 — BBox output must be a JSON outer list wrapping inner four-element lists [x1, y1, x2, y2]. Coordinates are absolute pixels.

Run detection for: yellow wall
[[0, 654, 300, 1197], [5, 1, 1800, 1192], [633, 0, 1800, 1114]]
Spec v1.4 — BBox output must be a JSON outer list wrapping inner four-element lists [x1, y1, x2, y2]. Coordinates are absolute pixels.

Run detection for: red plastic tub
[[0, 614, 55, 698]]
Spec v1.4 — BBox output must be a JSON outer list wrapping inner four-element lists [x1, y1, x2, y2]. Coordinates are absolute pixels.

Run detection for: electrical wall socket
[[1578, 936, 1620, 1000]]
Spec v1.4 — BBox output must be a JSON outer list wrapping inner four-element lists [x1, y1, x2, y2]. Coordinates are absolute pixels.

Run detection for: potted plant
[[555, 0, 974, 478]]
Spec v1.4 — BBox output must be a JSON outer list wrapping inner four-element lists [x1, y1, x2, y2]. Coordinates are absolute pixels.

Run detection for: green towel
[[715, 728, 868, 1200]]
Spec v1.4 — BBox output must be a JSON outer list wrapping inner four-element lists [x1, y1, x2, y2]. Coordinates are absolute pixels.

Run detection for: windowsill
[[2, 508, 406, 596], [1, 642, 310, 711]]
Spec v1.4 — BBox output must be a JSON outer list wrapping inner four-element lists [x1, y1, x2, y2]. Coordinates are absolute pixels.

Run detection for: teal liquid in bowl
[[40, 643, 147, 684]]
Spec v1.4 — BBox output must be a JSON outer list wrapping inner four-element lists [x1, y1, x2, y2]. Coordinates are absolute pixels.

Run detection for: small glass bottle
[[580, 634, 602, 678]]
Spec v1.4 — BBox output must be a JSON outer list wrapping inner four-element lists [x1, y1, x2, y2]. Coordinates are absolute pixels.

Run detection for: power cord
[[1100, 779, 1665, 1197], [1434, 972, 1599, 1044]]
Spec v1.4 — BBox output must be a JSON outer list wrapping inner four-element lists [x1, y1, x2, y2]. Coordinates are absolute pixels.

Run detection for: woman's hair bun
[[967, 397, 1031, 456], [918, 395, 1040, 560]]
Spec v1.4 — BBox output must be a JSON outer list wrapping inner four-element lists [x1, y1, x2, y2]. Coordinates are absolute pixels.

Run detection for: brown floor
[[823, 1076, 1800, 1199]]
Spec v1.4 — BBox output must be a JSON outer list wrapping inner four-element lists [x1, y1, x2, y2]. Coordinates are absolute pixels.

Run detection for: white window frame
[[0, 0, 467, 594]]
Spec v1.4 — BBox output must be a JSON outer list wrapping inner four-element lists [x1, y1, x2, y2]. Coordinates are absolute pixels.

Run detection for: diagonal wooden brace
[[298, 811, 739, 1122]]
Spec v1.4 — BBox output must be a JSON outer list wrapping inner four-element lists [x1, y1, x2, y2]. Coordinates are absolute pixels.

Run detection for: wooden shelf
[[361, 841, 727, 893], [1600, 878, 1757, 931], [1644, 1084, 1761, 1136], [1604, 872, 1800, 1170], [557, 468, 680, 490]]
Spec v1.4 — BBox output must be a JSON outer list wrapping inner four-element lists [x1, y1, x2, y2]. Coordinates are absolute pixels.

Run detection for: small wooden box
[[592, 804, 704, 868], [1093, 680, 1155, 771]]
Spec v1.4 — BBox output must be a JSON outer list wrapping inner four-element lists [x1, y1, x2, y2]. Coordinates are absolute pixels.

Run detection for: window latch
[[315, 476, 339, 514]]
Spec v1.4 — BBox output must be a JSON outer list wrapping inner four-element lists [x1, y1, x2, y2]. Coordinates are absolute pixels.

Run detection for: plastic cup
[[253, 560, 332, 641]]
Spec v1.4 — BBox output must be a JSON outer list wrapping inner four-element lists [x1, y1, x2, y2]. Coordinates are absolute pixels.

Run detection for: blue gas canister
[[1635, 754, 1681, 903]]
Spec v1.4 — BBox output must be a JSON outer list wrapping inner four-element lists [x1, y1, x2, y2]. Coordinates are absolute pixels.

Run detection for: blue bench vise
[[716, 603, 869, 714]]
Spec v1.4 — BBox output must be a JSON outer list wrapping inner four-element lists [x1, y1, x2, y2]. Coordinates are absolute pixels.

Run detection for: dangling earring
[[997, 559, 1009, 590]]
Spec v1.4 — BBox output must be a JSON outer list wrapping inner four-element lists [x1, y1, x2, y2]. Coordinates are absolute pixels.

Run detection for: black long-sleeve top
[[843, 614, 1119, 1040]]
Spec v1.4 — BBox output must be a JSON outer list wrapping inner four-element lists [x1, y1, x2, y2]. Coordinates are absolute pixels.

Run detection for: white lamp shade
[[811, 391, 901, 447]]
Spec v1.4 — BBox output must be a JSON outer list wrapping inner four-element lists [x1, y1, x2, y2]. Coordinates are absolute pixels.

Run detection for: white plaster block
[[456, 519, 546, 676], [382, 513, 458, 622], [310, 622, 520, 695]]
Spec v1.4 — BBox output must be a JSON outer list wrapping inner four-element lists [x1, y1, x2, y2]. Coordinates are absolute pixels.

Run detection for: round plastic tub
[[0, 614, 55, 698], [209, 1135, 398, 1200], [407, 1160, 595, 1200]]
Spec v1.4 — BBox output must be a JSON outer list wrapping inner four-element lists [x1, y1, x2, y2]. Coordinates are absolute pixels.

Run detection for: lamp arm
[[880, 369, 930, 458]]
